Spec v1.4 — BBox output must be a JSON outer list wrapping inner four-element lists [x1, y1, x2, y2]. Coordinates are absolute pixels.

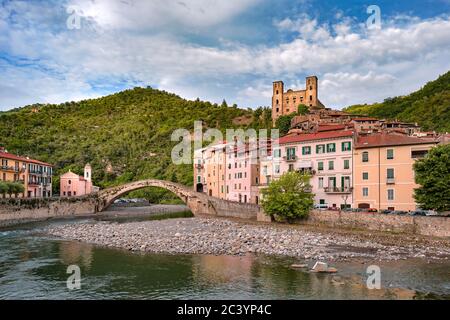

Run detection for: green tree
[[297, 104, 309, 115], [413, 144, 450, 212], [275, 114, 295, 136], [261, 171, 314, 223], [0, 182, 8, 198], [12, 182, 25, 198]]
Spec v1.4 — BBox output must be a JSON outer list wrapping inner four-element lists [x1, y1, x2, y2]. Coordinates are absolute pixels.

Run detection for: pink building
[[60, 164, 94, 197], [277, 130, 354, 209], [225, 142, 260, 204]]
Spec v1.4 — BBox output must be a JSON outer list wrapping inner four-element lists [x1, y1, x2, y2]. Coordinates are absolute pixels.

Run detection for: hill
[[343, 71, 450, 132], [0, 87, 271, 200]]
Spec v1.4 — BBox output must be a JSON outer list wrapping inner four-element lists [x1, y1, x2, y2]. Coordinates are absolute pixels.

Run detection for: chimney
[[0, 146, 5, 153]]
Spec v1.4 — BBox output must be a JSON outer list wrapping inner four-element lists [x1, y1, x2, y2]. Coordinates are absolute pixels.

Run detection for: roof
[[355, 134, 439, 149], [317, 124, 353, 132], [351, 117, 380, 122], [0, 150, 53, 167], [279, 130, 354, 145]]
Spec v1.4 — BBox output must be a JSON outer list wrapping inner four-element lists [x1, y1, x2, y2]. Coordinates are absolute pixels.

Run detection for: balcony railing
[[324, 187, 353, 194], [195, 164, 204, 169], [283, 156, 298, 162], [386, 178, 395, 185]]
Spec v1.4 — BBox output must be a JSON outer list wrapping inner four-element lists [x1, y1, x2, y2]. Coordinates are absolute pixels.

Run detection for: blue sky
[[1, 0, 450, 111]]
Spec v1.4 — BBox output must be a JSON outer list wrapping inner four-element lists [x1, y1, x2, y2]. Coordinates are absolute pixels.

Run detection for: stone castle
[[272, 76, 325, 124]]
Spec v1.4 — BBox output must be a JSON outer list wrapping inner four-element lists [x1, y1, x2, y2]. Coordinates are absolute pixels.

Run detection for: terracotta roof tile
[[279, 130, 354, 144], [355, 134, 438, 149]]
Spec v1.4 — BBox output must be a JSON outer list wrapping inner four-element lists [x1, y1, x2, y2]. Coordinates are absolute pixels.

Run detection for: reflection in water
[[0, 221, 449, 300], [59, 242, 93, 269]]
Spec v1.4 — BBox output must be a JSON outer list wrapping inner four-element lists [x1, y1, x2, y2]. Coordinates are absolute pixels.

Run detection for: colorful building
[[0, 147, 53, 198], [277, 130, 354, 209], [60, 164, 97, 197], [353, 134, 439, 211]]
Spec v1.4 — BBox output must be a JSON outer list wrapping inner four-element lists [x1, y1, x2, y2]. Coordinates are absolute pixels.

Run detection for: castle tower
[[305, 76, 318, 108], [84, 164, 92, 181], [272, 81, 284, 125]]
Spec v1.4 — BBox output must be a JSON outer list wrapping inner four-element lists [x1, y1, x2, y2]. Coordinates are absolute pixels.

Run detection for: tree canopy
[[413, 144, 450, 212], [261, 171, 314, 223]]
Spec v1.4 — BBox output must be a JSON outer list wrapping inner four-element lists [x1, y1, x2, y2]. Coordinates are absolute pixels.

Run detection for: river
[[0, 213, 449, 300]]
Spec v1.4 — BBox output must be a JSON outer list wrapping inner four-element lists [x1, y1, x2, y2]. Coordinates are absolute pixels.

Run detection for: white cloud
[[1, 2, 450, 110]]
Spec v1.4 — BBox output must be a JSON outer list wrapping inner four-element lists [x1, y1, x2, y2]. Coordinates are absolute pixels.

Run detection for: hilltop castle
[[272, 76, 325, 124]]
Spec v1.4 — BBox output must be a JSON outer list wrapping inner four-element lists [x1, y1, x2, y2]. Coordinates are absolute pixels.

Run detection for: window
[[197, 176, 201, 183], [342, 142, 352, 151], [388, 189, 394, 201], [289, 164, 294, 172], [316, 144, 326, 154], [387, 169, 395, 179], [318, 177, 324, 189], [328, 177, 336, 188], [363, 172, 369, 180], [344, 159, 350, 170], [286, 147, 296, 160], [302, 146, 311, 155], [327, 143, 336, 153], [363, 188, 369, 197], [362, 152, 369, 163], [387, 149, 394, 160], [274, 149, 281, 158], [411, 150, 428, 159], [328, 161, 334, 170], [318, 162, 324, 171], [275, 165, 280, 174]]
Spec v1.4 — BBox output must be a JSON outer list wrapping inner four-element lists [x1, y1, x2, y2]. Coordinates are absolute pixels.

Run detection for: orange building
[[0, 147, 53, 198], [353, 134, 438, 211]]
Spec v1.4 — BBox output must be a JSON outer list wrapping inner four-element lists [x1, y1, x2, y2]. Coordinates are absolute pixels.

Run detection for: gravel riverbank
[[45, 217, 450, 262]]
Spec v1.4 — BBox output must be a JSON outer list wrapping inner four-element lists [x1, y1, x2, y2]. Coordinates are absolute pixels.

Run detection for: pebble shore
[[46, 217, 450, 262]]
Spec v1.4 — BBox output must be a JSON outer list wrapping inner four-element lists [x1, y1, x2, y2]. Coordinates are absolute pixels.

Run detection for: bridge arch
[[96, 180, 212, 215]]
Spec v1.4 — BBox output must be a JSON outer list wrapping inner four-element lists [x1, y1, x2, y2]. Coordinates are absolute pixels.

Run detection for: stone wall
[[208, 198, 259, 220], [301, 210, 450, 238], [0, 197, 98, 227]]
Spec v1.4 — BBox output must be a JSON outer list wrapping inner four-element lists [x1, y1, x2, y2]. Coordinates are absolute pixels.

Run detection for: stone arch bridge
[[0, 180, 263, 227], [96, 179, 260, 219]]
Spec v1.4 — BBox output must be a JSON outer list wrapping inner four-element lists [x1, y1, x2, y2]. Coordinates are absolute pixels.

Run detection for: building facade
[[272, 76, 325, 125], [60, 164, 96, 197], [353, 134, 439, 211], [0, 147, 53, 198], [277, 130, 354, 209]]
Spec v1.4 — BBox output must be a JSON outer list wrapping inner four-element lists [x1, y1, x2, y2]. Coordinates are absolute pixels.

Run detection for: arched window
[[68, 180, 72, 185]]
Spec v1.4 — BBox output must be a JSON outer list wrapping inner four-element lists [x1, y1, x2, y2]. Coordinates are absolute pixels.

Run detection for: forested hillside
[[344, 71, 450, 132], [0, 87, 271, 197]]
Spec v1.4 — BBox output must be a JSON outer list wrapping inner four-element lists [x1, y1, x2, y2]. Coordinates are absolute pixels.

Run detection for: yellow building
[[272, 76, 325, 125], [0, 147, 53, 198], [353, 134, 438, 211]]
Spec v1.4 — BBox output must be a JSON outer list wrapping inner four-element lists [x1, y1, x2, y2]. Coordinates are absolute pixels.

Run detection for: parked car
[[367, 208, 378, 213], [314, 204, 328, 210], [328, 206, 340, 211], [392, 210, 408, 215], [409, 210, 427, 216], [381, 210, 392, 215]]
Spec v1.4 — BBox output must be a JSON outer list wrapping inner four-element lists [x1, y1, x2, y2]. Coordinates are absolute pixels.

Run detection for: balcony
[[283, 156, 298, 162], [195, 164, 204, 169], [324, 187, 353, 194], [386, 178, 395, 185]]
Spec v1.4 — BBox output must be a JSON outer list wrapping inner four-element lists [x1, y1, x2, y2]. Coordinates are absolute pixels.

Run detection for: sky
[[0, 0, 450, 111]]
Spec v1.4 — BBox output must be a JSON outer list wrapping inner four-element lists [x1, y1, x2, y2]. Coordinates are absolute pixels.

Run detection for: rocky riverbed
[[45, 217, 450, 262]]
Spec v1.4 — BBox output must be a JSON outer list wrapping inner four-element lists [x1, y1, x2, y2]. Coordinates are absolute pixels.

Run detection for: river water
[[0, 216, 449, 300]]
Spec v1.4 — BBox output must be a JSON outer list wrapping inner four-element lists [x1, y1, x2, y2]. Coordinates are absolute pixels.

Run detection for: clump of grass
[[146, 211, 194, 221]]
